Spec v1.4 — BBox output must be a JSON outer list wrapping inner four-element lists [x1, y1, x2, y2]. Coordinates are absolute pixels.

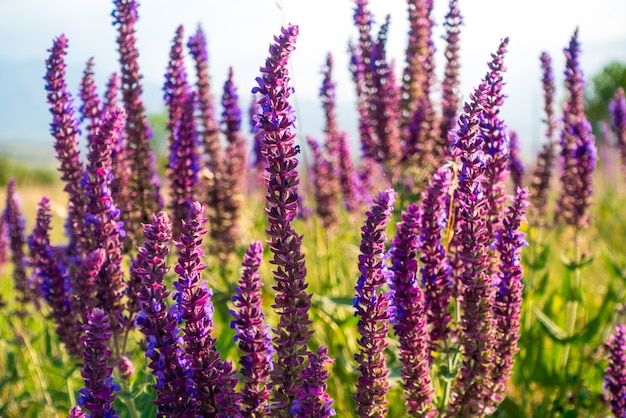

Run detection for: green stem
[[61, 348, 77, 407], [561, 227, 582, 369], [11, 317, 55, 413]]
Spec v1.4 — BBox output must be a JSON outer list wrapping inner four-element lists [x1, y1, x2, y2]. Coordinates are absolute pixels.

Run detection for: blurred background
[[0, 0, 625, 170]]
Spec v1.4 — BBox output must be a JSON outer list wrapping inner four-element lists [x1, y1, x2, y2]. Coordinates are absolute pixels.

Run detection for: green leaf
[[534, 307, 569, 342], [496, 397, 525, 418], [560, 253, 595, 270]]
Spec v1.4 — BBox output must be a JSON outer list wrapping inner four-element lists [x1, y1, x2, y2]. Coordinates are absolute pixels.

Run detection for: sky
[[0, 0, 625, 159]]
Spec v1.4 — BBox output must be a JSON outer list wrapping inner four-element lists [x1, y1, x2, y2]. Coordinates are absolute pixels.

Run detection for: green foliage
[[585, 61, 626, 136], [0, 156, 57, 186]]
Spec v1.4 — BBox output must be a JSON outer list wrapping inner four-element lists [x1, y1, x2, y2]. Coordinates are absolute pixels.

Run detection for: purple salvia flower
[[231, 241, 273, 416], [291, 347, 336, 418], [389, 200, 435, 416], [508, 130, 525, 190], [29, 197, 83, 357], [529, 53, 557, 224], [252, 24, 316, 415], [400, 0, 434, 123], [348, 42, 376, 167], [173, 201, 231, 416], [164, 26, 198, 239], [320, 53, 342, 183], [112, 0, 162, 240], [419, 166, 454, 352], [71, 249, 105, 324], [555, 29, 597, 229], [447, 82, 496, 416], [480, 37, 510, 237], [82, 108, 127, 333], [68, 406, 86, 418], [610, 87, 626, 175], [0, 214, 7, 280], [77, 308, 120, 418], [214, 361, 243, 418], [307, 136, 338, 228], [168, 91, 200, 239], [44, 35, 85, 257], [188, 25, 222, 175], [104, 71, 131, 243], [217, 67, 248, 259], [353, 188, 396, 418], [337, 131, 361, 212], [134, 211, 195, 416], [117, 355, 135, 380], [78, 58, 103, 139], [4, 179, 33, 314], [540, 52, 558, 142], [489, 187, 529, 410], [439, 0, 463, 154], [605, 324, 626, 418], [249, 96, 266, 175]]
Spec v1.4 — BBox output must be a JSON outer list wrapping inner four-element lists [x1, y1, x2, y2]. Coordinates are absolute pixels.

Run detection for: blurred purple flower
[[605, 324, 626, 418], [508, 130, 525, 190], [29, 197, 82, 357], [112, 0, 163, 239]]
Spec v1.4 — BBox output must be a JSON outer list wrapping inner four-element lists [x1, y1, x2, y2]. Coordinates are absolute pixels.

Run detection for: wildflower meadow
[[2, 0, 626, 417]]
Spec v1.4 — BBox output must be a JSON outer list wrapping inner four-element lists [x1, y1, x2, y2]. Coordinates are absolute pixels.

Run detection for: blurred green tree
[[585, 61, 626, 140]]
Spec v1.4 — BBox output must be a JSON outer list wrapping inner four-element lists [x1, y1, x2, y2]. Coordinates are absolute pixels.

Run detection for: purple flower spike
[[448, 82, 496, 416], [610, 87, 626, 175], [353, 188, 396, 418], [112, 0, 162, 239], [168, 90, 200, 239], [555, 29, 597, 229], [481, 37, 510, 236], [249, 96, 266, 174], [134, 211, 195, 415], [440, 0, 463, 152], [216, 67, 248, 259], [319, 54, 342, 182], [419, 166, 454, 351], [401, 0, 435, 123], [188, 25, 222, 175], [4, 179, 33, 314], [308, 136, 338, 228], [337, 131, 361, 212], [529, 53, 557, 223], [77, 308, 119, 418], [173, 201, 231, 415], [231, 241, 273, 416], [78, 58, 103, 139], [490, 187, 529, 408], [71, 249, 105, 324], [45, 34, 85, 257], [253, 24, 316, 414], [390, 199, 435, 416], [292, 347, 336, 418], [82, 108, 127, 333], [605, 324, 626, 418], [29, 197, 82, 357], [508, 130, 525, 190]]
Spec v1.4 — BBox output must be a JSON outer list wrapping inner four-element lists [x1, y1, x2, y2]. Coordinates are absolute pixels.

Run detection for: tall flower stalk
[[390, 198, 434, 416], [353, 189, 396, 418], [44, 35, 85, 258], [252, 24, 316, 415], [134, 212, 195, 415], [605, 324, 626, 418], [231, 241, 273, 416], [112, 0, 162, 241]]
